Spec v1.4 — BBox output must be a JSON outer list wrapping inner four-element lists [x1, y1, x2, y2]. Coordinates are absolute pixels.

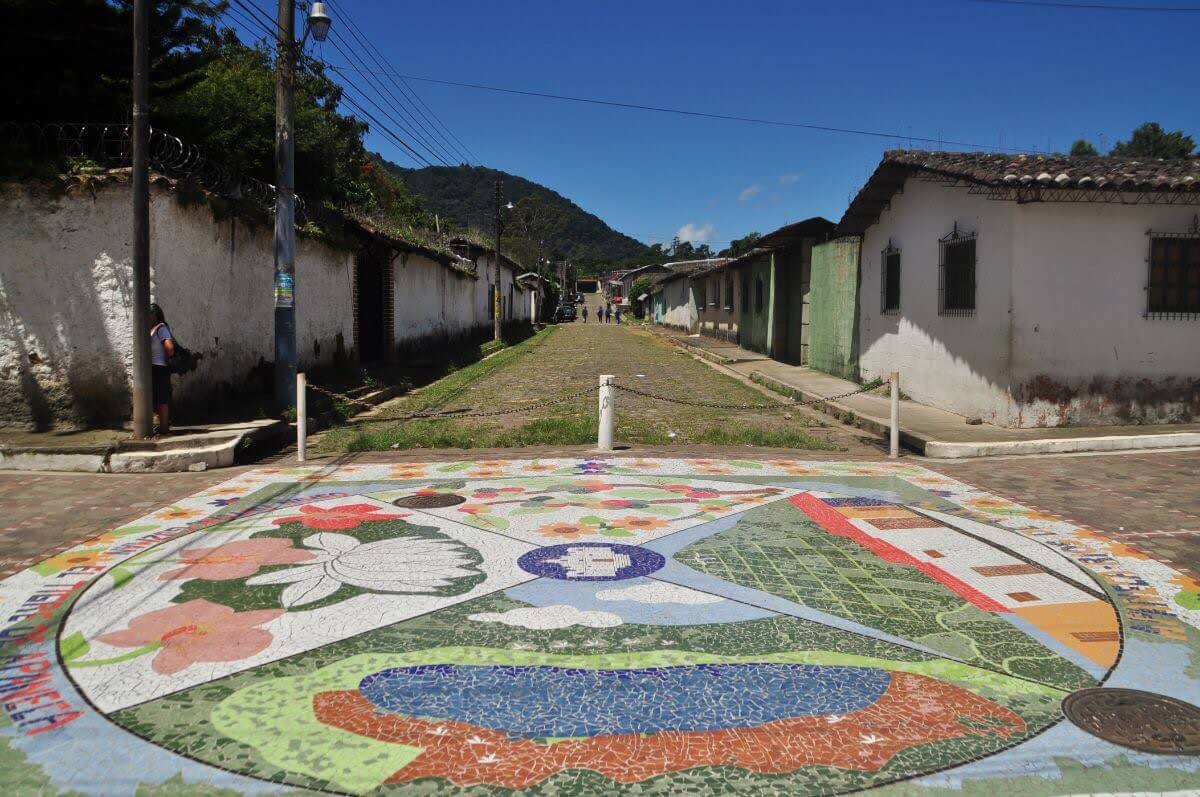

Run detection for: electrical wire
[[323, 0, 476, 164], [324, 32, 456, 166], [339, 93, 434, 167], [323, 35, 451, 166], [969, 0, 1200, 10], [323, 62, 1028, 152]]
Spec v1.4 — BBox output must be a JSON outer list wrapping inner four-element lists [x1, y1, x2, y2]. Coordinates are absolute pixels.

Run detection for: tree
[[1111, 122, 1195, 159], [9, 0, 223, 124], [1069, 140, 1099, 157], [629, 276, 654, 318], [719, 232, 761, 258]]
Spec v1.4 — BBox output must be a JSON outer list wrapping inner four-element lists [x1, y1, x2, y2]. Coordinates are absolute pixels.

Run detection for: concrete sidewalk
[[655, 328, 1200, 458]]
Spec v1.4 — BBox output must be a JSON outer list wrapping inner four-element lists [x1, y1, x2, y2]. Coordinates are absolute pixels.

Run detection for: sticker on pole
[[274, 271, 295, 308]]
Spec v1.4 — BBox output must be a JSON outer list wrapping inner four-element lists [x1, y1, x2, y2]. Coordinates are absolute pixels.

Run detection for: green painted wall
[[736, 254, 773, 355], [808, 237, 861, 380]]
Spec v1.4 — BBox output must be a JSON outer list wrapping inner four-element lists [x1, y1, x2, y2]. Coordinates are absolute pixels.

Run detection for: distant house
[[616, 263, 673, 306], [841, 150, 1200, 427], [647, 259, 731, 331]]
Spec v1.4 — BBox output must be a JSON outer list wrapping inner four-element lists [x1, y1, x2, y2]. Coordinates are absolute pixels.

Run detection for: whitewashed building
[[845, 151, 1200, 428]]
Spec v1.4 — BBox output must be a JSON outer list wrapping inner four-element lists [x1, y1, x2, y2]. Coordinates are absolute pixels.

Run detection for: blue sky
[[234, 0, 1200, 249]]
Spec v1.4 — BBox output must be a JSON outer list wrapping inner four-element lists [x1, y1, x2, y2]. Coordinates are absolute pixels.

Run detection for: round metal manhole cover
[[392, 493, 466, 509], [1062, 688, 1200, 755]]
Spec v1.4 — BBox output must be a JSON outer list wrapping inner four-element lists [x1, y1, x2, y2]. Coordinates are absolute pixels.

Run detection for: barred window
[[881, 244, 901, 315], [938, 225, 976, 317], [742, 275, 750, 312], [711, 277, 719, 307], [1147, 234, 1200, 319], [725, 276, 734, 310]]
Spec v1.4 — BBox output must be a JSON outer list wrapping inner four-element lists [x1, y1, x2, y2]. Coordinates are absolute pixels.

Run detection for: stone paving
[[2, 454, 1199, 796]]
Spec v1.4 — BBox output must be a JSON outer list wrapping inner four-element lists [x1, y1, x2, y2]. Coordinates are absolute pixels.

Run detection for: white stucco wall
[[858, 178, 1200, 427], [0, 179, 353, 428], [859, 179, 1016, 424], [658, 279, 697, 331], [1008, 201, 1200, 426]]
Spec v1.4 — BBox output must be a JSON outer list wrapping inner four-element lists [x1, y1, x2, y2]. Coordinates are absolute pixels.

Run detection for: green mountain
[[384, 163, 649, 271]]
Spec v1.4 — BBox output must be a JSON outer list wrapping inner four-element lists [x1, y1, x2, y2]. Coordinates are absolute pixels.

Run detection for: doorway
[[355, 252, 385, 363]]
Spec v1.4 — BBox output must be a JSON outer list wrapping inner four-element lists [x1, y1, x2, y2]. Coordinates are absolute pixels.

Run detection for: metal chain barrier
[[610, 379, 882, 411], [305, 381, 598, 421]]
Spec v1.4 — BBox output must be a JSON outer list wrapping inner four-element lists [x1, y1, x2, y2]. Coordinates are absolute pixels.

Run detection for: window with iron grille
[[938, 225, 976, 317], [1146, 223, 1200, 319], [711, 277, 719, 307], [742, 275, 750, 312], [725, 276, 734, 310], [881, 243, 901, 315]]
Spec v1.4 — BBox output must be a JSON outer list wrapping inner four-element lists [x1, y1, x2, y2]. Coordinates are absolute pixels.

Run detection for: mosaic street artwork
[[2, 458, 1200, 796]]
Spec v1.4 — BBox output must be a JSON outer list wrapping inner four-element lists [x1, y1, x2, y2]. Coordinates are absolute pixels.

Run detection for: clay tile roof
[[837, 150, 1200, 235]]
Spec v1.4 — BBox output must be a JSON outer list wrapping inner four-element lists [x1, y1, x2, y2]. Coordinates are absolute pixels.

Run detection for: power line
[[323, 62, 1029, 153], [323, 36, 452, 166], [969, 0, 1200, 10], [324, 32, 457, 166], [221, 1, 277, 42], [323, 0, 477, 165], [225, 0, 282, 38], [339, 94, 434, 167]]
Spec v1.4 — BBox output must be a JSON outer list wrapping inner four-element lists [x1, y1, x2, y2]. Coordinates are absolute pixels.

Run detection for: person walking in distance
[[615, 306, 622, 325], [597, 304, 605, 324], [148, 303, 176, 435], [581, 305, 588, 324]]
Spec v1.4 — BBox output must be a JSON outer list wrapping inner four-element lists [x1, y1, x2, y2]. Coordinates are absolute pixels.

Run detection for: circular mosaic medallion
[[1062, 688, 1200, 754], [392, 492, 466, 509], [517, 542, 666, 581]]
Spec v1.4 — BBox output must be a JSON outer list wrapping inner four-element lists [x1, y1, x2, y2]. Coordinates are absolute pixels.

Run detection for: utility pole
[[273, 0, 298, 411], [493, 179, 502, 342], [130, 0, 152, 438]]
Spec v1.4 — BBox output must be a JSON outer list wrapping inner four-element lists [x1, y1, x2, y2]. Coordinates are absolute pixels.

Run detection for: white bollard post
[[889, 371, 900, 459], [296, 372, 307, 463], [598, 374, 615, 451]]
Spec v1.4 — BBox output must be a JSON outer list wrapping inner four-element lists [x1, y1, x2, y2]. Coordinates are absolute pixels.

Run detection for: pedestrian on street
[[148, 302, 176, 436], [615, 307, 622, 325], [582, 306, 588, 323], [597, 305, 605, 324]]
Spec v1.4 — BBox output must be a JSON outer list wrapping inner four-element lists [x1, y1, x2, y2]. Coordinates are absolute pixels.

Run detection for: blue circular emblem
[[518, 543, 665, 581]]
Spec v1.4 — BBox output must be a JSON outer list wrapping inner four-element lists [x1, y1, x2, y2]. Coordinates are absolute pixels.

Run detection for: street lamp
[[492, 183, 514, 342], [305, 2, 332, 43], [273, 0, 332, 412]]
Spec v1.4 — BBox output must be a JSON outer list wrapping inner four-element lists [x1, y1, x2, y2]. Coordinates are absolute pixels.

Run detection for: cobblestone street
[[325, 323, 879, 453]]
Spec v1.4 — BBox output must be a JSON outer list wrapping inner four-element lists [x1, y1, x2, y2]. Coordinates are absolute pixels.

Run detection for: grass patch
[[376, 326, 555, 419], [342, 415, 597, 451], [693, 425, 839, 450]]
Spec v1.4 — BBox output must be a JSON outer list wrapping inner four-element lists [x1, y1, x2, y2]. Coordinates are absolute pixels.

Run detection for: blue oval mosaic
[[359, 663, 893, 738], [517, 542, 665, 581]]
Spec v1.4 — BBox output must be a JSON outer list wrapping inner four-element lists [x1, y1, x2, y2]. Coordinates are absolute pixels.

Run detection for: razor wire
[[0, 121, 334, 225]]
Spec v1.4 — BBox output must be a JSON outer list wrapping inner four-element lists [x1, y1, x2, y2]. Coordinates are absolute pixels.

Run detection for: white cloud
[[675, 222, 716, 245], [468, 605, 623, 630], [738, 183, 763, 202], [596, 582, 722, 605], [778, 173, 802, 185]]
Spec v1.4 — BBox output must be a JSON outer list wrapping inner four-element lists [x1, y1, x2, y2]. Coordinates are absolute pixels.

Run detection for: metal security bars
[[1146, 217, 1200, 320], [881, 240, 901, 315], [938, 223, 976, 317]]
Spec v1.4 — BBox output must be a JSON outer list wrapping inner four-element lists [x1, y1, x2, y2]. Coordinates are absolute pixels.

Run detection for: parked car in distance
[[554, 303, 577, 322]]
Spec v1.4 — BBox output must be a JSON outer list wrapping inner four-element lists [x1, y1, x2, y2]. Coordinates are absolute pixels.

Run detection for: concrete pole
[[493, 179, 503, 342], [597, 375, 615, 451], [273, 0, 298, 411], [130, 0, 152, 438], [296, 372, 307, 462], [889, 371, 900, 459]]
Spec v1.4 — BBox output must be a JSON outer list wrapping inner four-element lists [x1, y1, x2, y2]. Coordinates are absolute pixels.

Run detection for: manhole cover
[[392, 493, 466, 509], [1062, 688, 1200, 755]]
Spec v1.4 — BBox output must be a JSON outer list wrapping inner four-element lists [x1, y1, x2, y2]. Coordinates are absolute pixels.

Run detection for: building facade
[[844, 151, 1200, 427]]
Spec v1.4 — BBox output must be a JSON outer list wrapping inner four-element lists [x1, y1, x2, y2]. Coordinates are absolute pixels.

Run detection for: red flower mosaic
[[272, 503, 407, 530]]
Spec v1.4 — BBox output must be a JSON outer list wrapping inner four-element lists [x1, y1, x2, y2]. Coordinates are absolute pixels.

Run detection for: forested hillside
[[387, 164, 649, 272]]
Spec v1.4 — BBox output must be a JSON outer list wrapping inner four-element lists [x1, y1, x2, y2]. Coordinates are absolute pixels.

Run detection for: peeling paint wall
[[858, 178, 1200, 427], [0, 181, 353, 429], [655, 278, 697, 332], [1009, 201, 1200, 426]]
